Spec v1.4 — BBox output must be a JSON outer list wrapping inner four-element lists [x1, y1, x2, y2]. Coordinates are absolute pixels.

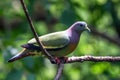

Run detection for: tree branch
[[19, 0, 55, 62], [90, 27, 120, 46], [53, 55, 120, 79], [65, 55, 120, 63], [54, 63, 64, 80]]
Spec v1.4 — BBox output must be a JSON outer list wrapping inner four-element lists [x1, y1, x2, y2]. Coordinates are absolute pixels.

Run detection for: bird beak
[[85, 25, 91, 32]]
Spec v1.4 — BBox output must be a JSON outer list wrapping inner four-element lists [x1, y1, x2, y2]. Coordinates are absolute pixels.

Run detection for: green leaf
[[5, 69, 23, 80], [26, 73, 36, 80], [60, 9, 76, 26]]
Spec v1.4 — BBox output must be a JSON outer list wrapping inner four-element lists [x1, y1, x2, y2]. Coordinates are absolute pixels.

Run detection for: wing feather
[[28, 31, 70, 49]]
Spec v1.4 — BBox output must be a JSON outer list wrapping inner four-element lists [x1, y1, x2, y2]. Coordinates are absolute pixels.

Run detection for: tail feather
[[8, 49, 35, 62]]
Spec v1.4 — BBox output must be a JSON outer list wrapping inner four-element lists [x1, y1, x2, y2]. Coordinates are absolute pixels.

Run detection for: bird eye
[[79, 24, 84, 27]]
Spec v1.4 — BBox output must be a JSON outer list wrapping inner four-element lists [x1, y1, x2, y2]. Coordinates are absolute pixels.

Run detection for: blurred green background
[[0, 0, 120, 80]]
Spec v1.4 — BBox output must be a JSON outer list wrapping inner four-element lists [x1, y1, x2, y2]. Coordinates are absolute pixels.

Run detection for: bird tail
[[8, 48, 35, 62]]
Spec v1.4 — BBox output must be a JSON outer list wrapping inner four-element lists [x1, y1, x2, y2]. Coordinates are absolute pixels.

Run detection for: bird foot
[[50, 57, 68, 64]]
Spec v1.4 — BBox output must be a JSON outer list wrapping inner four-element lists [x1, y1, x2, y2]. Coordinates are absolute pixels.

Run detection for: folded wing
[[28, 31, 70, 50]]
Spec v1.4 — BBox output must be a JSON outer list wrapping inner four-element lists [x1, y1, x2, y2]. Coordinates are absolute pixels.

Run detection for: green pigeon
[[8, 21, 90, 62]]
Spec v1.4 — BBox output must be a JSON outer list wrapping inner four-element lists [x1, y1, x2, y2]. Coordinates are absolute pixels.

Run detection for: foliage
[[0, 0, 120, 80]]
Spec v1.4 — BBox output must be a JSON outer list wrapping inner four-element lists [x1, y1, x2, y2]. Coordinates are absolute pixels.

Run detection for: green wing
[[28, 31, 70, 49]]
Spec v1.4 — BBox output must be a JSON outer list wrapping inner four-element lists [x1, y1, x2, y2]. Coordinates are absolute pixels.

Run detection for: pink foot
[[51, 57, 68, 64]]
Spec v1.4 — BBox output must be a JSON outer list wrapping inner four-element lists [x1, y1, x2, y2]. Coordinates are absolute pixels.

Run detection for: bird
[[8, 21, 90, 63]]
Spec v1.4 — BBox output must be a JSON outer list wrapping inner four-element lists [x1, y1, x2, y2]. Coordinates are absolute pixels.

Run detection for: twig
[[19, 0, 55, 62], [66, 55, 120, 63], [54, 63, 64, 80], [90, 27, 120, 46]]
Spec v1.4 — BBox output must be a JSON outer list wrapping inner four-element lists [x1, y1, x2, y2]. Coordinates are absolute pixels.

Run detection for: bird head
[[71, 21, 91, 33]]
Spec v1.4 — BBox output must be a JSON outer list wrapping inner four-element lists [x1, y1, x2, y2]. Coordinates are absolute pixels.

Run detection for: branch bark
[[54, 63, 64, 80], [66, 55, 120, 63]]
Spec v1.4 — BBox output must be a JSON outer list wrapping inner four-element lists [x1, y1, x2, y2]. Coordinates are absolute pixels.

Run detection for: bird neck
[[66, 29, 82, 43]]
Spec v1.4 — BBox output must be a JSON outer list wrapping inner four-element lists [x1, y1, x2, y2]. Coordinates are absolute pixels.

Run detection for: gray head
[[70, 21, 90, 33]]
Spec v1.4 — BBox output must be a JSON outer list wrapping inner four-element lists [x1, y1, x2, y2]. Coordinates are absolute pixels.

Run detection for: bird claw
[[50, 57, 68, 64]]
